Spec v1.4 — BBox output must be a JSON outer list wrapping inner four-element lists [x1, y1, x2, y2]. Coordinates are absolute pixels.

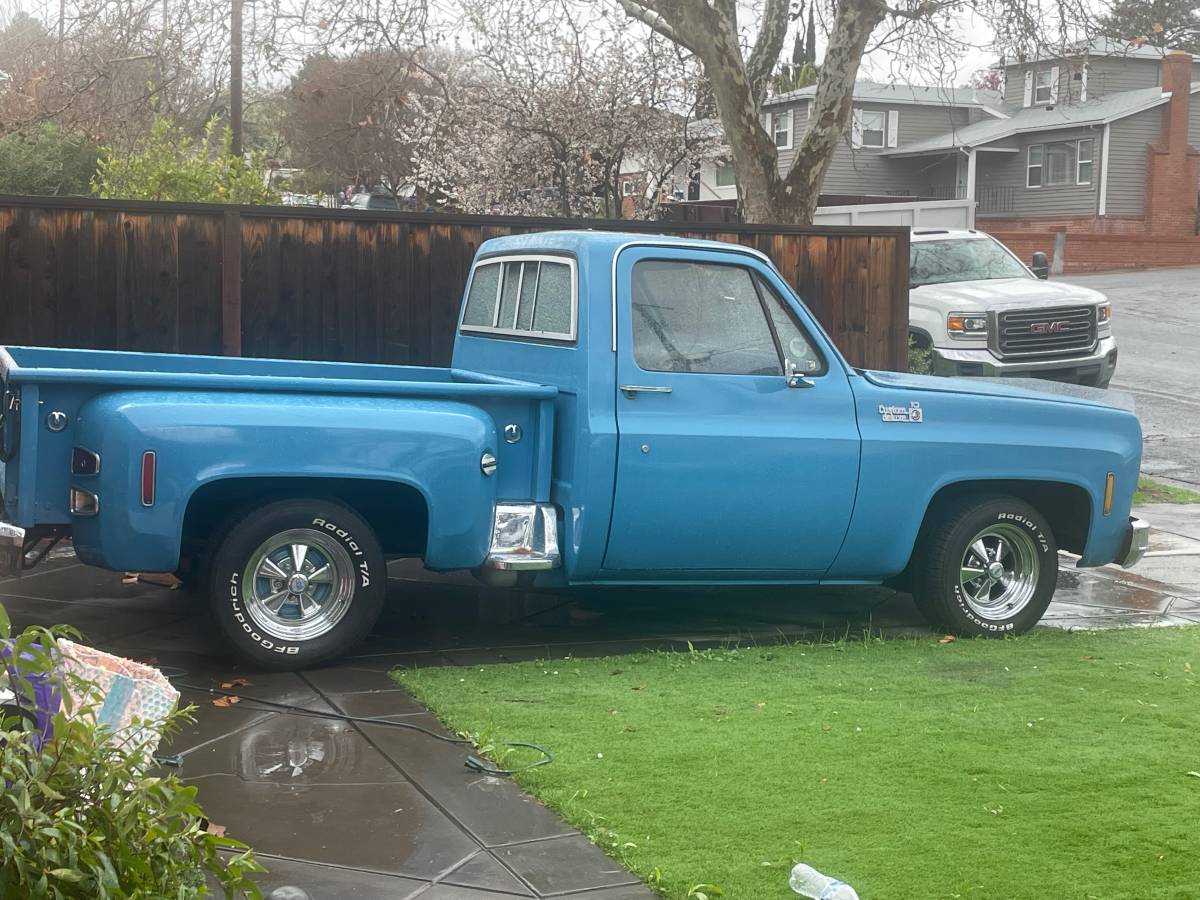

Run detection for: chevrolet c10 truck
[[0, 230, 1151, 669]]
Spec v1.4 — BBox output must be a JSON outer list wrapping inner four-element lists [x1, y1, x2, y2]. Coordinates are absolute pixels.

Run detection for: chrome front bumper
[[0, 521, 25, 576], [1118, 517, 1151, 568], [932, 336, 1118, 380], [484, 503, 561, 572]]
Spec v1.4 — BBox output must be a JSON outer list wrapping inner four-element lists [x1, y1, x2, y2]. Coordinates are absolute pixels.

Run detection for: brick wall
[[991, 229, 1200, 272], [980, 215, 1147, 235], [1145, 52, 1200, 235]]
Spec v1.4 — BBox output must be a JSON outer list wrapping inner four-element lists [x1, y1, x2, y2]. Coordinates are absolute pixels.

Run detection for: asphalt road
[[1058, 266, 1200, 486]]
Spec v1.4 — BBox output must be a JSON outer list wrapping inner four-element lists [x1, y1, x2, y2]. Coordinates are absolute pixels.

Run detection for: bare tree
[[618, 0, 1100, 223], [407, 0, 705, 218]]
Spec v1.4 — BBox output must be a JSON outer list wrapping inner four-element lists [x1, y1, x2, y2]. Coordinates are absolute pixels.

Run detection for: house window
[[859, 109, 886, 147], [715, 163, 736, 187], [1034, 69, 1054, 104], [1076, 139, 1093, 184], [1026, 139, 1092, 188], [1027, 144, 1043, 187], [622, 179, 639, 197], [773, 110, 793, 149]]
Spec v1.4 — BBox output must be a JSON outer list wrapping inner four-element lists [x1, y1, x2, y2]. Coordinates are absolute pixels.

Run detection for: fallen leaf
[[1187, 771, 1200, 778], [205, 821, 226, 836], [212, 696, 240, 707], [221, 678, 252, 689], [754, 702, 767, 708], [136, 572, 182, 588], [631, 684, 646, 691], [939, 634, 957, 644]]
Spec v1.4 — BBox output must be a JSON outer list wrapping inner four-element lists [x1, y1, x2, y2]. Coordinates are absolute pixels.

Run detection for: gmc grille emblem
[[1029, 320, 1071, 334]]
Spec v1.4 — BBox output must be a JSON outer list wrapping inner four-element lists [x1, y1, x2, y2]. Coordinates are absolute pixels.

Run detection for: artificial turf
[[396, 626, 1200, 900]]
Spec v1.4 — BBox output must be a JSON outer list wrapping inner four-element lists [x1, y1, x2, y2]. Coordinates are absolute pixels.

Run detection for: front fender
[[71, 390, 497, 572], [828, 374, 1142, 578]]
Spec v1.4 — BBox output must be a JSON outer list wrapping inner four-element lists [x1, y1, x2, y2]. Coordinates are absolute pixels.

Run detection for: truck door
[[603, 246, 860, 575]]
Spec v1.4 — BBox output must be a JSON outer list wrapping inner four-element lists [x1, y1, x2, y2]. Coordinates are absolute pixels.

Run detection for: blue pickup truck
[[0, 231, 1150, 668]]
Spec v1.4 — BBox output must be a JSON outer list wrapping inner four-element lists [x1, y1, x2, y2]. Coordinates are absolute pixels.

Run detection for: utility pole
[[230, 0, 243, 157]]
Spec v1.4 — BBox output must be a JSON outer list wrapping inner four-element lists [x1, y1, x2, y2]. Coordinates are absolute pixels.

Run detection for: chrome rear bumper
[[1119, 517, 1151, 568], [0, 522, 25, 577]]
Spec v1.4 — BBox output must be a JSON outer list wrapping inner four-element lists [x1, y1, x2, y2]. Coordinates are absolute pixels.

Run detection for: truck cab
[[0, 230, 1150, 669]]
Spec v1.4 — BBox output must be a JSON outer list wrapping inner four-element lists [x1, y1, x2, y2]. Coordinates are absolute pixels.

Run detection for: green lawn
[[397, 628, 1200, 900], [1135, 476, 1200, 505]]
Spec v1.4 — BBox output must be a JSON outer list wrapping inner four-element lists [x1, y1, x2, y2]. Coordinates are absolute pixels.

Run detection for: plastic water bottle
[[789, 863, 860, 899]]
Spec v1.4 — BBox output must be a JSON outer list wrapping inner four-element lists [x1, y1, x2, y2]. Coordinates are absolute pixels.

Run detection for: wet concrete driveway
[[2, 520, 1197, 899]]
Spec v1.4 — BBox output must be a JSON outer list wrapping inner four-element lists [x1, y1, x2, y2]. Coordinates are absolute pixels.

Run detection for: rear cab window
[[460, 255, 577, 341]]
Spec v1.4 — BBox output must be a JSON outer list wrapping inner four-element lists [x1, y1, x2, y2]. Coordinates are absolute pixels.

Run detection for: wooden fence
[[0, 195, 910, 371]]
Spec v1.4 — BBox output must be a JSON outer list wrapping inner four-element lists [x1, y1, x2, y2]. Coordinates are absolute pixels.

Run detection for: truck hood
[[910, 277, 1106, 312], [860, 369, 1133, 412]]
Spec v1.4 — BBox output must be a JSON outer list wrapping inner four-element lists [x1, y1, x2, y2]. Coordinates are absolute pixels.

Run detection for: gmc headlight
[[1097, 303, 1112, 325], [947, 313, 988, 336]]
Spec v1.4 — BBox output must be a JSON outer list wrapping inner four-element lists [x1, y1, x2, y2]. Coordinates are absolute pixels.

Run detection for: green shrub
[[0, 124, 99, 197], [93, 117, 279, 205], [0, 603, 263, 898], [907, 334, 934, 375]]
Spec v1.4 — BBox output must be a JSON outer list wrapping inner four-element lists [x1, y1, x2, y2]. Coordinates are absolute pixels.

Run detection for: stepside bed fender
[[70, 390, 499, 573]]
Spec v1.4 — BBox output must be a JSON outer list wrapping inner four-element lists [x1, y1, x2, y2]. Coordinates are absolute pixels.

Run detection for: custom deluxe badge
[[879, 401, 923, 423]]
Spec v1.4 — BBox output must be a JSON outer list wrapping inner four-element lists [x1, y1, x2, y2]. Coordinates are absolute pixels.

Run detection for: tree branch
[[745, 0, 790, 105]]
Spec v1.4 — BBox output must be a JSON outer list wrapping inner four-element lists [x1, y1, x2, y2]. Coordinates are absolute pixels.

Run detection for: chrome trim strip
[[461, 254, 578, 342], [609, 239, 774, 353]]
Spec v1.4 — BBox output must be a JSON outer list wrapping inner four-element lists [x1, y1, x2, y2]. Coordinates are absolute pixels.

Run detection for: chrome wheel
[[242, 528, 356, 642], [958, 523, 1040, 621]]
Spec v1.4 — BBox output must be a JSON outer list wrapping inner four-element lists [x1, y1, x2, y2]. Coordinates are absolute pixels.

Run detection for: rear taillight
[[140, 451, 156, 507]]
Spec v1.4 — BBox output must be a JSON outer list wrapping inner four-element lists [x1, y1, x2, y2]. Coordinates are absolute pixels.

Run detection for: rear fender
[[70, 390, 498, 572]]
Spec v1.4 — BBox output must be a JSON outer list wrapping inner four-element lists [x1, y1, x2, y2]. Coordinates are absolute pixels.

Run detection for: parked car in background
[[344, 192, 401, 211], [908, 228, 1117, 388], [0, 231, 1148, 669]]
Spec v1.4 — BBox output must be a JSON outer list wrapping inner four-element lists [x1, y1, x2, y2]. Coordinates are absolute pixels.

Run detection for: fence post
[[221, 207, 242, 356]]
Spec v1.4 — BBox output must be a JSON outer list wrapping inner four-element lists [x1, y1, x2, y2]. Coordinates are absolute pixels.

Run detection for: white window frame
[[1034, 69, 1054, 104], [622, 179, 637, 197], [857, 108, 886, 148], [714, 162, 736, 187], [1076, 138, 1094, 185], [772, 109, 793, 150], [459, 254, 578, 342], [1027, 143, 1044, 188]]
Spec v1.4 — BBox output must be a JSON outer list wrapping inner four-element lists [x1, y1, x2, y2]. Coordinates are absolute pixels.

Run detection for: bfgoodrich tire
[[911, 495, 1058, 636], [209, 498, 385, 669]]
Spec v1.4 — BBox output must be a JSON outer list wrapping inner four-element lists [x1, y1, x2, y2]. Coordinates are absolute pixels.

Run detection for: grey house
[[696, 40, 1200, 235]]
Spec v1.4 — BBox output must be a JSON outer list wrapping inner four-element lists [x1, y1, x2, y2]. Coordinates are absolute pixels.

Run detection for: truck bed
[[0, 346, 556, 401], [0, 346, 559, 537]]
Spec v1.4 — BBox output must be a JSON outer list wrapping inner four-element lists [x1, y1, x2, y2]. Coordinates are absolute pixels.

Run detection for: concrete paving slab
[[441, 851, 536, 895], [492, 836, 643, 896], [246, 855, 429, 899]]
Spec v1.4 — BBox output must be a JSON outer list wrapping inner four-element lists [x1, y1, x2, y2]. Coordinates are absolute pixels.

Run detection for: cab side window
[[631, 260, 781, 375], [630, 259, 825, 376]]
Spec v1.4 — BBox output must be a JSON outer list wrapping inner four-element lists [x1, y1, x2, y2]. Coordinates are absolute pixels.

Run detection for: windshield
[[910, 237, 1030, 287]]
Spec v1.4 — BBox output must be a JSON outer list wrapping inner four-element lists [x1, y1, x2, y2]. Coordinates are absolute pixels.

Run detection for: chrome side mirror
[[785, 359, 815, 389]]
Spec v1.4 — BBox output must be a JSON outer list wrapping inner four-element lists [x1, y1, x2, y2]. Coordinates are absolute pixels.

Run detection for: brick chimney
[[1144, 51, 1200, 234]]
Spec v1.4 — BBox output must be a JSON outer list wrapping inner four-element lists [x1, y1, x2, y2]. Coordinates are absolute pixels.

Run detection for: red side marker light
[[141, 451, 156, 507]]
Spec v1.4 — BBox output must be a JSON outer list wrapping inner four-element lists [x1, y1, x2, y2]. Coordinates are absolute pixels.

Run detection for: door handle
[[620, 385, 673, 398]]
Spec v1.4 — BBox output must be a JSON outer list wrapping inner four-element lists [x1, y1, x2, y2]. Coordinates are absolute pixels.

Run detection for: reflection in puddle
[[235, 718, 362, 783]]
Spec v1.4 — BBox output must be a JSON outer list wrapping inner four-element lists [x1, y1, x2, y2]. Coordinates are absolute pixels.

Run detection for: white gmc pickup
[[907, 228, 1117, 388]]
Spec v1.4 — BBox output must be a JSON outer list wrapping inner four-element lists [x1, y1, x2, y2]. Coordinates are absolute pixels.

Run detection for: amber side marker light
[[1103, 472, 1115, 516]]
